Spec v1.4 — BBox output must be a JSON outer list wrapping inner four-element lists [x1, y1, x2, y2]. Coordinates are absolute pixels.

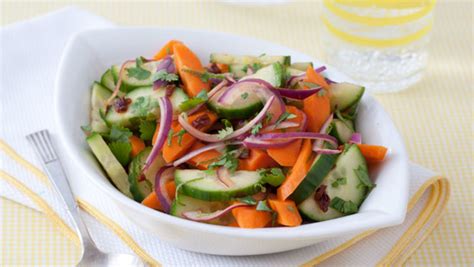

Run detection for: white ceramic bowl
[[55, 28, 409, 255]]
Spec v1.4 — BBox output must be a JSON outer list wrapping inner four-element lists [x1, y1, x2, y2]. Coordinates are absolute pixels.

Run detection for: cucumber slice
[[128, 147, 153, 202], [290, 152, 338, 204], [90, 82, 111, 133], [330, 82, 365, 111], [241, 62, 285, 87], [105, 87, 188, 128], [86, 133, 132, 198], [207, 83, 263, 119], [330, 119, 354, 144], [175, 169, 264, 201], [210, 53, 290, 66], [100, 68, 116, 91], [228, 64, 248, 78], [298, 144, 369, 221], [170, 195, 232, 225], [111, 61, 162, 93], [290, 62, 313, 71]]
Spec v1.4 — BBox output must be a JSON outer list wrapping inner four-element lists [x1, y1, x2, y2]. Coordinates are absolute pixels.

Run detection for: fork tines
[[26, 130, 58, 163]]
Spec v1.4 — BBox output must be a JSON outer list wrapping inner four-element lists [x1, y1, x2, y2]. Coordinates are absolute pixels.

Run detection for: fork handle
[[43, 159, 96, 249]]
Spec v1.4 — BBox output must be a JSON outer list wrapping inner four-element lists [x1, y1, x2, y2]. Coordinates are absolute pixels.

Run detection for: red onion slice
[[172, 141, 242, 167], [286, 66, 327, 87], [312, 113, 334, 152], [348, 132, 362, 144], [143, 97, 173, 171], [252, 132, 338, 146], [182, 203, 251, 222], [178, 96, 275, 143], [216, 167, 235, 188], [261, 121, 300, 132], [313, 148, 342, 154], [275, 86, 322, 100], [154, 166, 175, 213], [243, 137, 293, 149]]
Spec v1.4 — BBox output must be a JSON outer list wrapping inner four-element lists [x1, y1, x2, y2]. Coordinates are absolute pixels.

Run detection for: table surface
[[1, 1, 472, 266]]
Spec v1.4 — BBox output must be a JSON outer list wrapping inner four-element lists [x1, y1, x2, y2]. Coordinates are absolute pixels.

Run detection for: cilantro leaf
[[238, 196, 257, 205], [138, 120, 156, 141], [182, 68, 226, 82], [126, 57, 151, 80], [179, 90, 208, 111], [265, 113, 273, 124], [108, 142, 132, 166], [240, 92, 249, 99], [354, 165, 375, 190], [250, 123, 263, 135], [330, 197, 358, 214], [275, 111, 297, 126], [208, 148, 239, 172], [167, 128, 174, 147], [107, 125, 132, 143], [217, 125, 234, 140], [153, 70, 179, 83], [258, 168, 285, 186], [256, 200, 273, 212], [174, 129, 186, 145]]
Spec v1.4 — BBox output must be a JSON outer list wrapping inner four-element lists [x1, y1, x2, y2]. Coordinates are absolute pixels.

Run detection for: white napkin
[[0, 8, 447, 266]]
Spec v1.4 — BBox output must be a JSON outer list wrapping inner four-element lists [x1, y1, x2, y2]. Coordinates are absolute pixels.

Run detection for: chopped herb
[[166, 47, 171, 55], [107, 125, 132, 143], [179, 89, 208, 111], [250, 122, 263, 135], [217, 125, 234, 140], [251, 62, 263, 72], [256, 200, 273, 212], [208, 148, 239, 172], [138, 120, 156, 141], [271, 211, 278, 226], [354, 165, 375, 190], [286, 205, 295, 213], [174, 129, 186, 145], [222, 119, 233, 129], [202, 169, 216, 176], [80, 125, 92, 135], [301, 81, 319, 88], [317, 89, 327, 97], [241, 92, 249, 99], [166, 128, 174, 146], [238, 196, 257, 205], [253, 183, 267, 193], [331, 177, 347, 188], [131, 96, 159, 117], [275, 111, 297, 126], [126, 57, 151, 80], [265, 113, 273, 124], [258, 168, 285, 186], [330, 197, 359, 214], [258, 53, 266, 57], [182, 68, 226, 83], [153, 70, 179, 83], [108, 141, 132, 166]]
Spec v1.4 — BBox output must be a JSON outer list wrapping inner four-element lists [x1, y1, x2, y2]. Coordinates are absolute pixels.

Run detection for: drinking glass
[[320, 0, 436, 93]]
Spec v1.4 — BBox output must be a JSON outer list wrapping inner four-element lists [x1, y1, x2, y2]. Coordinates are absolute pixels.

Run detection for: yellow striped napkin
[[0, 7, 449, 266]]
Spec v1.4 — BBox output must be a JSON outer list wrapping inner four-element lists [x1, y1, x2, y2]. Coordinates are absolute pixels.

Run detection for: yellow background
[[1, 0, 472, 265]]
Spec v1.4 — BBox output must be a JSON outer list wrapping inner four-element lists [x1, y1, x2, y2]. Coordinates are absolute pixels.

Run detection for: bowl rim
[[55, 27, 408, 240]]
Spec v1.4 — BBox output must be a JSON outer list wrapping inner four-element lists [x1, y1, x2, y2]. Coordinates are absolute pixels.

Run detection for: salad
[[83, 40, 388, 228]]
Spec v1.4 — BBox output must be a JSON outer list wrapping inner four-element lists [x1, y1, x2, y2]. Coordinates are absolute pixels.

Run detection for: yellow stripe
[[0, 170, 80, 247], [0, 140, 50, 187], [321, 16, 433, 47], [302, 176, 449, 266], [324, 0, 436, 26], [77, 198, 161, 267], [334, 0, 432, 9]]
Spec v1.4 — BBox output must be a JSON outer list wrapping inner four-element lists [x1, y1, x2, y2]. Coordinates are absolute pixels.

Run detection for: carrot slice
[[141, 181, 176, 211], [187, 142, 221, 170], [173, 42, 210, 97], [268, 198, 302, 227], [277, 139, 313, 200], [153, 40, 182, 60], [216, 63, 229, 73], [357, 144, 388, 163], [231, 206, 272, 228], [161, 110, 218, 163], [129, 135, 145, 158], [267, 106, 305, 166], [238, 149, 278, 171], [303, 66, 331, 133]]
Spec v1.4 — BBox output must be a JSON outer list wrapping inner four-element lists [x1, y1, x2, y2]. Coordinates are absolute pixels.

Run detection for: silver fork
[[27, 130, 147, 267]]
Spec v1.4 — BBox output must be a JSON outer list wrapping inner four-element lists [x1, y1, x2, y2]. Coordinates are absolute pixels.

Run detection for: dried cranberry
[[192, 114, 211, 129], [114, 97, 132, 113], [314, 185, 330, 212], [165, 84, 175, 96]]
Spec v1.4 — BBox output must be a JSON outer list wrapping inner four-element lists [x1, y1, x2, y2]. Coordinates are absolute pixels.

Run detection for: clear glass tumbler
[[320, 0, 436, 93]]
